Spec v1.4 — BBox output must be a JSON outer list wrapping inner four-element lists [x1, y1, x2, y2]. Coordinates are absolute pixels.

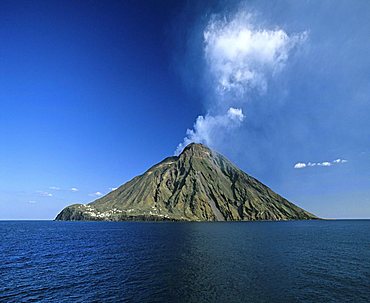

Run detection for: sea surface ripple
[[0, 220, 369, 302]]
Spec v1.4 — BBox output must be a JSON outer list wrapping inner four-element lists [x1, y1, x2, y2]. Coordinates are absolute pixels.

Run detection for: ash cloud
[[176, 8, 306, 155]]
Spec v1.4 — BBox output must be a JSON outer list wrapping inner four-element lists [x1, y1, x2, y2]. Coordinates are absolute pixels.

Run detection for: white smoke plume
[[176, 9, 307, 155], [175, 107, 245, 155]]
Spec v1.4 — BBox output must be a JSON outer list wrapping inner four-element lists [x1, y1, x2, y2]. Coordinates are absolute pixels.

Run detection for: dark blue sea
[[0, 220, 369, 302]]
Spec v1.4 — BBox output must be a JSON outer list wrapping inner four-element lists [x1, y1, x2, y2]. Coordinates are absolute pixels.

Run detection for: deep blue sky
[[1, 0, 369, 219]]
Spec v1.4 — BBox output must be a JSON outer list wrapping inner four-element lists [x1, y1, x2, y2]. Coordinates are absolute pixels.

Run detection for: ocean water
[[0, 220, 369, 302]]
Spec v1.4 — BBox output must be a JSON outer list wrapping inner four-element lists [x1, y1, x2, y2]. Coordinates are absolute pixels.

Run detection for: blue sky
[[0, 0, 369, 219]]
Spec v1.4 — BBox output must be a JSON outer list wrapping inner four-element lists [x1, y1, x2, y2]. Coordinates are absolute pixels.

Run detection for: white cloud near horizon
[[294, 159, 348, 169], [294, 163, 306, 169], [109, 187, 118, 191], [175, 107, 245, 155], [37, 191, 53, 197], [89, 191, 103, 197], [49, 186, 60, 190], [333, 159, 348, 164], [49, 186, 79, 192]]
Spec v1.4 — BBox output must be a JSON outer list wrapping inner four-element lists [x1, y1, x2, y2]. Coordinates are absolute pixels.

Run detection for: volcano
[[56, 143, 317, 221]]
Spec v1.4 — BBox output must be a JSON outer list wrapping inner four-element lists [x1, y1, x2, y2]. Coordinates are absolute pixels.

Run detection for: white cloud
[[49, 186, 60, 190], [37, 191, 53, 197], [49, 186, 79, 192], [294, 159, 348, 169], [28, 200, 36, 204], [175, 107, 245, 155], [294, 162, 306, 169], [333, 159, 347, 163], [204, 12, 307, 96], [89, 191, 103, 197], [109, 187, 118, 191]]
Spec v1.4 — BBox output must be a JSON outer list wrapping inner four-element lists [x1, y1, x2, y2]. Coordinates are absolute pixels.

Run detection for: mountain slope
[[56, 143, 317, 221]]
